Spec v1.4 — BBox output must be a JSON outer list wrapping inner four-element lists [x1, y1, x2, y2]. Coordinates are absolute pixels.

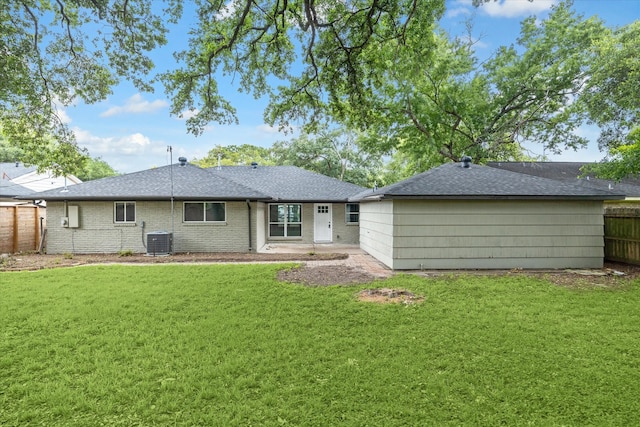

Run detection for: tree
[[0, 136, 23, 163], [358, 1, 606, 169], [581, 21, 640, 179], [586, 128, 640, 181], [4, 0, 446, 173], [75, 158, 118, 181], [272, 126, 382, 187], [161, 0, 445, 135], [2, 1, 175, 175], [0, 136, 117, 180], [191, 144, 276, 167]]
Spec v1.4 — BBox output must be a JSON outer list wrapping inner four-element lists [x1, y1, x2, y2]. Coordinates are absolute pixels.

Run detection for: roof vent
[[461, 156, 472, 168], [178, 157, 187, 166], [251, 162, 258, 169]]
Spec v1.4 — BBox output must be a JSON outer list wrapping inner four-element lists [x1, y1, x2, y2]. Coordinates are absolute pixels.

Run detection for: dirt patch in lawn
[[527, 262, 640, 290], [357, 288, 425, 305], [277, 265, 380, 286], [0, 252, 347, 272], [3, 252, 639, 291]]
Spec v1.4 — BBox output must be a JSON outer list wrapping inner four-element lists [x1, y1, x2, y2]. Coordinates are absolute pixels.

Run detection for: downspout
[[246, 200, 252, 252]]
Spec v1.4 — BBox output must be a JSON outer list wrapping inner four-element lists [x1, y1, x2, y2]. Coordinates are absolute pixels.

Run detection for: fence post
[[34, 206, 40, 251], [12, 206, 18, 253]]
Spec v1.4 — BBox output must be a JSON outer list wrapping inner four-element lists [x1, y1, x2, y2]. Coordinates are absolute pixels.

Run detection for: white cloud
[[446, 7, 471, 18], [256, 124, 280, 134], [216, 0, 240, 19], [100, 93, 168, 117], [57, 108, 72, 124], [176, 109, 199, 120], [479, 0, 556, 18], [73, 128, 151, 155], [51, 98, 73, 124]]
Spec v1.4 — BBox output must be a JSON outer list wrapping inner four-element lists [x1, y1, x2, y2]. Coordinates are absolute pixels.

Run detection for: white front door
[[314, 204, 333, 243]]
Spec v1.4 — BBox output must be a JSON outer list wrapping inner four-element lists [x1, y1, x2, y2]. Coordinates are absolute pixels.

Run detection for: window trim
[[268, 203, 303, 238], [114, 201, 136, 224], [183, 201, 226, 223], [345, 203, 360, 224]]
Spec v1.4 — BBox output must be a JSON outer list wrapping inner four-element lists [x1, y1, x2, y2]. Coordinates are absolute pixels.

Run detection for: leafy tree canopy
[[0, 136, 116, 181], [193, 127, 382, 187], [3, 0, 637, 181], [272, 126, 382, 187], [2, 0, 177, 175], [358, 1, 608, 172], [4, 0, 444, 174], [75, 157, 119, 181], [581, 21, 640, 180], [161, 0, 445, 134], [191, 144, 276, 167]]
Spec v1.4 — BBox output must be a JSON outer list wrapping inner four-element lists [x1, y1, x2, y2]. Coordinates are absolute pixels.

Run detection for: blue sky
[[63, 0, 640, 174]]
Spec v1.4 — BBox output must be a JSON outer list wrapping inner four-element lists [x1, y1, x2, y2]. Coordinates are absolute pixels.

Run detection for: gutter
[[246, 199, 252, 251]]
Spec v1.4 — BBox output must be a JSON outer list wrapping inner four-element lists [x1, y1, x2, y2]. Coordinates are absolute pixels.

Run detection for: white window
[[115, 202, 136, 223], [345, 203, 359, 224], [269, 204, 302, 237], [184, 202, 226, 222]]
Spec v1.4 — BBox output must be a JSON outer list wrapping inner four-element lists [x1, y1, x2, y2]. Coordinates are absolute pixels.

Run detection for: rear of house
[[21, 163, 365, 254]]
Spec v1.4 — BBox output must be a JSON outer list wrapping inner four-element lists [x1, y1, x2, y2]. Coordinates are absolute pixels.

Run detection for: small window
[[115, 202, 136, 223], [184, 202, 226, 222], [346, 203, 359, 224]]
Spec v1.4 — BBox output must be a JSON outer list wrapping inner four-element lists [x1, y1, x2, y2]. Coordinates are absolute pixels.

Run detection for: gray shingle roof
[[20, 164, 271, 201], [208, 165, 367, 201], [17, 163, 367, 201], [0, 162, 37, 180], [0, 181, 34, 197], [352, 162, 625, 201], [0, 162, 36, 197], [487, 162, 640, 197]]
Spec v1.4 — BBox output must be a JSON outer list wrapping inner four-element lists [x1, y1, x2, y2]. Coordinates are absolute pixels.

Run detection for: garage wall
[[359, 200, 394, 268], [390, 199, 605, 270], [359, 199, 606, 270]]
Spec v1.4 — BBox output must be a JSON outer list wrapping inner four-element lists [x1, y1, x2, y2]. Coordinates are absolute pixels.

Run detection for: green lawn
[[1, 264, 639, 426]]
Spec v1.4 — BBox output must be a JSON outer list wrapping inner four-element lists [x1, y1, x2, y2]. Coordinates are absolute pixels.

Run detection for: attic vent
[[146, 231, 172, 255], [178, 157, 187, 166], [461, 156, 472, 168]]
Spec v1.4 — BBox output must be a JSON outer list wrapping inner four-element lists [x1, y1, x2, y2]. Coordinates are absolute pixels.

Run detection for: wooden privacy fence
[[0, 205, 45, 254], [604, 206, 640, 265]]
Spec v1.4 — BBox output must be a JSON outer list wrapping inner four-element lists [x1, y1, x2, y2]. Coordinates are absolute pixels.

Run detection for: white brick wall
[[46, 200, 359, 254], [45, 201, 256, 254]]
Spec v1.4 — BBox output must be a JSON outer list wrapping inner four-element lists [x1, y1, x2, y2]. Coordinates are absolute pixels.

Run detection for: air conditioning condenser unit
[[146, 231, 172, 256]]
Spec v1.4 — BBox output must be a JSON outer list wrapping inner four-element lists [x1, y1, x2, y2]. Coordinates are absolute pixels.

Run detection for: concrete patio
[[258, 243, 392, 278]]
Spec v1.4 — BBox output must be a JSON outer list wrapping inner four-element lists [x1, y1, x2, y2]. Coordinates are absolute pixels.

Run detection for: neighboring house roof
[[208, 165, 366, 202], [352, 162, 625, 201], [1, 163, 36, 198], [0, 162, 37, 180], [0, 162, 81, 194], [17, 163, 366, 202], [0, 180, 34, 198], [487, 162, 640, 198]]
